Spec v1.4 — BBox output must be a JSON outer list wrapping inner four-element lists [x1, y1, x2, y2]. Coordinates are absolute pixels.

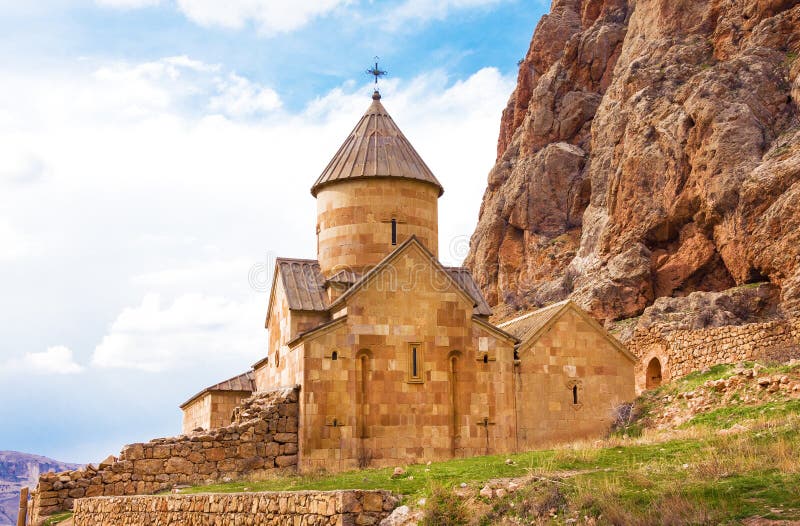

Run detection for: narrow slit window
[[391, 218, 397, 245], [572, 385, 578, 405], [409, 344, 422, 382]]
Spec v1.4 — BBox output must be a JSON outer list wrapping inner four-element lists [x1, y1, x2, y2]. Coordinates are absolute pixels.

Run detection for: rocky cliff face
[[466, 0, 800, 323], [0, 451, 80, 525]]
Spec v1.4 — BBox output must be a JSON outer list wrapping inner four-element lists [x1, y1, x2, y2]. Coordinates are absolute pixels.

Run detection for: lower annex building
[[180, 90, 635, 472]]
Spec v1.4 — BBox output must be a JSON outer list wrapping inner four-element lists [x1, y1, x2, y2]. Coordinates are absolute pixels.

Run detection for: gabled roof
[[180, 371, 255, 409], [310, 92, 444, 197], [327, 235, 479, 313], [444, 267, 492, 316], [498, 300, 636, 362], [266, 258, 328, 322]]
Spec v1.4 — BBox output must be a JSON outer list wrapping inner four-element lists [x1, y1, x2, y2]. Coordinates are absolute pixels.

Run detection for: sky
[[0, 0, 548, 464]]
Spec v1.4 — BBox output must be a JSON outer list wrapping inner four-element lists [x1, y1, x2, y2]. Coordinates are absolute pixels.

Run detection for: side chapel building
[[181, 91, 636, 472]]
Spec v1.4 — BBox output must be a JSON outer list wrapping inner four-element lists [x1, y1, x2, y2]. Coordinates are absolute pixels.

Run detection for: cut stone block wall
[[29, 386, 299, 525], [629, 319, 800, 392], [72, 490, 398, 526], [181, 391, 254, 434]]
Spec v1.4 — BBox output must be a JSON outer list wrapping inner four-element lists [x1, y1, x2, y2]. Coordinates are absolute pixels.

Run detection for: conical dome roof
[[310, 91, 444, 197]]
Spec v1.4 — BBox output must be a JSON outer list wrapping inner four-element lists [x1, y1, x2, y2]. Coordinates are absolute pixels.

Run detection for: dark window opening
[[572, 385, 578, 405], [332, 418, 338, 427], [483, 354, 488, 364], [391, 218, 397, 245], [331, 351, 338, 361], [412, 347, 418, 377], [513, 349, 519, 360]]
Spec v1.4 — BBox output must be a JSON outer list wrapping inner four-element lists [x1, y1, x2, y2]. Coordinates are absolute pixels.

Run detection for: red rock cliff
[[466, 0, 800, 323]]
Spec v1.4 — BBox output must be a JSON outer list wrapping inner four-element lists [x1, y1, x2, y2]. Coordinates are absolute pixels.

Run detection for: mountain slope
[[466, 0, 800, 323], [0, 452, 80, 526]]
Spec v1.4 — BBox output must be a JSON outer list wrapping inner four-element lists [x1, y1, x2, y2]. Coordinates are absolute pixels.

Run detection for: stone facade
[[513, 305, 637, 448], [72, 490, 398, 526], [285, 242, 520, 471], [629, 319, 800, 393], [30, 387, 299, 524]]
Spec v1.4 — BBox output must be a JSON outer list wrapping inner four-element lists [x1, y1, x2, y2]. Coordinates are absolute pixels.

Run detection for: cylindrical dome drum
[[316, 178, 438, 277]]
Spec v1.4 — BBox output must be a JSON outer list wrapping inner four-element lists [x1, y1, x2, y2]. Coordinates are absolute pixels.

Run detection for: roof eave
[[310, 175, 444, 198]]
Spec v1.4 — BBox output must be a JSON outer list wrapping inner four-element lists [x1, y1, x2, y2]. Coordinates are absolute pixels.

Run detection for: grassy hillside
[[184, 361, 800, 525]]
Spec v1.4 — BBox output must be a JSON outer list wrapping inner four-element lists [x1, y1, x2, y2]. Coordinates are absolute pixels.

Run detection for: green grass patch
[[676, 364, 737, 390], [685, 399, 800, 429], [43, 511, 73, 525]]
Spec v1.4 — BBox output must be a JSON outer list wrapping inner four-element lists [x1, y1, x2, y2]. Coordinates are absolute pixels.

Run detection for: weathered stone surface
[[629, 316, 800, 392], [467, 0, 800, 323], [72, 490, 399, 526]]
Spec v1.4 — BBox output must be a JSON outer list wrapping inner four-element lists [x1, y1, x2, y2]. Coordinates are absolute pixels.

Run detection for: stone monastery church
[[181, 91, 635, 472]]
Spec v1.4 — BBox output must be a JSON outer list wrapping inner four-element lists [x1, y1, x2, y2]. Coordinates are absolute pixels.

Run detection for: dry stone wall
[[72, 490, 398, 526], [629, 319, 800, 392], [30, 386, 300, 524]]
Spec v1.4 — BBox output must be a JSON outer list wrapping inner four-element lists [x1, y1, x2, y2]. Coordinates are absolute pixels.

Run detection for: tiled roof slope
[[274, 258, 491, 317], [497, 300, 570, 343], [277, 258, 328, 311], [180, 371, 255, 408], [444, 267, 493, 316], [311, 92, 444, 197]]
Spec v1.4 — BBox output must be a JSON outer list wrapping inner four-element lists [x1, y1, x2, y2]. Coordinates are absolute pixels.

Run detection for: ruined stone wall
[[29, 386, 300, 525], [629, 319, 800, 392], [72, 490, 398, 526], [181, 391, 253, 434]]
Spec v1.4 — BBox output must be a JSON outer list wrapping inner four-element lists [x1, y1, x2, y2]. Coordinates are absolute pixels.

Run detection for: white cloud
[[0, 149, 47, 185], [0, 221, 37, 261], [2, 346, 85, 375], [72, 56, 278, 120], [210, 73, 282, 117], [92, 293, 265, 372], [174, 0, 348, 34]]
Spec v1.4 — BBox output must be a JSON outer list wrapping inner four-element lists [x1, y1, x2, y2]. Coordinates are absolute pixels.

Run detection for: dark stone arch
[[646, 357, 663, 389]]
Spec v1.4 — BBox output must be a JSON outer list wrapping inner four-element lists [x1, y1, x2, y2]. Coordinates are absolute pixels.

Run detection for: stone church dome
[[310, 91, 444, 197]]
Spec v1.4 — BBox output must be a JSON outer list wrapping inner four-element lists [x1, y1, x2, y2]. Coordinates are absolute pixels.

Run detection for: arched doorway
[[646, 358, 662, 389]]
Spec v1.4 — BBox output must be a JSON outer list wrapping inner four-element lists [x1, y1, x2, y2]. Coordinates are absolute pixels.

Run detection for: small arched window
[[331, 350, 338, 361], [572, 385, 578, 405]]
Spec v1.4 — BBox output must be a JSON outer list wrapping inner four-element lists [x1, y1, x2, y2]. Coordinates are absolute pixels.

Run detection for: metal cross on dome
[[366, 57, 387, 87]]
